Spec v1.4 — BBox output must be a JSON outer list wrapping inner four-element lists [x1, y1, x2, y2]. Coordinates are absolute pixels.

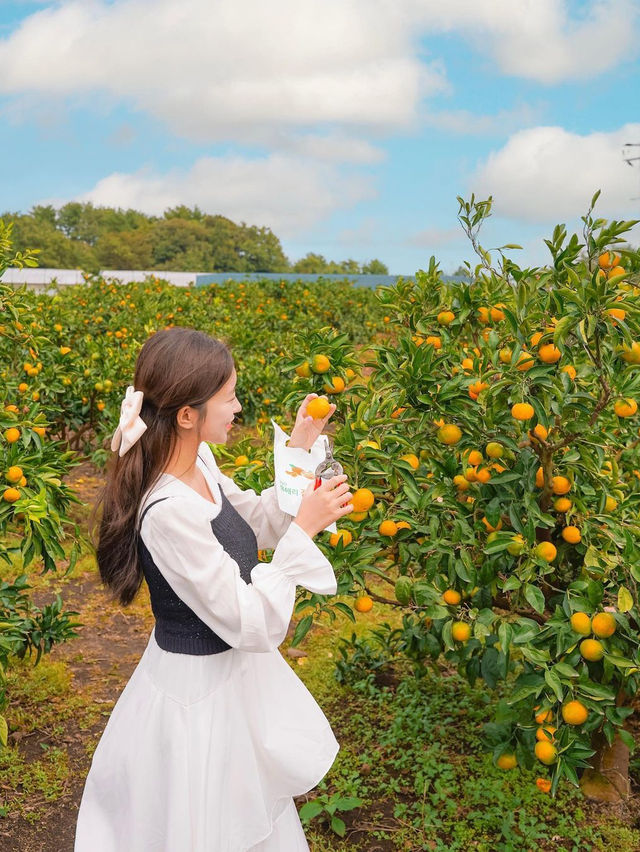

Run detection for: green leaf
[[524, 583, 546, 614], [299, 800, 324, 821], [290, 614, 313, 647], [544, 668, 564, 702], [617, 586, 634, 613], [330, 816, 346, 837], [553, 662, 579, 679], [0, 715, 7, 748]]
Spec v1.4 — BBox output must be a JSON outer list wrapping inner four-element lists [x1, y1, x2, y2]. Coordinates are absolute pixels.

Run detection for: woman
[[74, 326, 353, 851]]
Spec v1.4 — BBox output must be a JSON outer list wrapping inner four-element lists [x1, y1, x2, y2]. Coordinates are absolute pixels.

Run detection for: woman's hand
[[287, 393, 336, 451], [294, 474, 353, 538]]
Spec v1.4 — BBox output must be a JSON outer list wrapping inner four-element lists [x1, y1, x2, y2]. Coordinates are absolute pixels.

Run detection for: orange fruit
[[534, 707, 553, 725], [620, 342, 640, 364], [311, 354, 331, 373], [234, 455, 249, 466], [512, 402, 534, 420], [490, 304, 506, 322], [349, 511, 368, 522], [351, 488, 375, 513], [465, 467, 478, 483], [554, 497, 572, 512], [2, 487, 20, 503], [18, 476, 26, 487], [535, 741, 557, 765], [536, 778, 552, 793], [451, 621, 471, 642], [437, 310, 455, 325], [570, 612, 592, 635], [534, 542, 557, 562], [396, 521, 411, 530], [613, 398, 637, 418], [608, 265, 626, 279], [390, 407, 406, 419], [323, 376, 345, 394], [598, 251, 619, 268], [295, 361, 311, 377], [536, 725, 557, 742], [562, 700, 589, 726], [425, 335, 441, 349], [592, 612, 616, 638], [538, 344, 561, 364], [436, 424, 462, 445], [443, 589, 462, 605], [461, 358, 474, 371], [496, 753, 517, 770], [485, 442, 503, 459], [355, 595, 373, 613], [516, 351, 535, 371], [453, 475, 469, 491], [476, 467, 492, 484], [33, 426, 46, 438], [535, 467, 545, 488], [59, 346, 71, 355], [306, 396, 331, 419], [604, 495, 618, 512], [552, 476, 571, 495], [580, 638, 604, 661], [606, 308, 626, 323], [562, 526, 581, 544], [378, 520, 399, 537], [466, 450, 483, 466], [329, 529, 352, 547], [5, 466, 23, 484], [531, 423, 548, 441], [18, 383, 28, 393], [499, 347, 513, 364], [477, 306, 490, 324], [506, 534, 525, 556], [561, 364, 577, 380], [4, 428, 20, 443], [401, 453, 420, 470]]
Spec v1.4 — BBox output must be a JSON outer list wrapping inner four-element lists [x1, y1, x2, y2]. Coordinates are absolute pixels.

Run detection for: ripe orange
[[570, 612, 592, 635], [311, 354, 331, 373], [453, 475, 469, 490], [592, 612, 616, 638], [499, 347, 513, 364], [535, 725, 557, 742], [538, 344, 561, 364], [620, 342, 640, 364], [535, 740, 557, 765], [18, 476, 26, 487], [496, 753, 517, 770], [5, 466, 23, 484], [234, 455, 249, 466], [562, 700, 589, 726], [396, 521, 411, 530], [351, 488, 375, 513], [401, 453, 420, 470], [535, 467, 545, 488], [443, 589, 462, 606], [323, 376, 345, 394], [451, 621, 471, 642], [437, 310, 455, 325], [534, 706, 553, 725], [598, 251, 619, 268], [613, 398, 638, 418], [306, 396, 331, 419], [329, 529, 352, 547], [436, 424, 462, 445], [378, 520, 399, 537], [295, 361, 311, 377], [536, 778, 552, 794], [606, 308, 626, 323], [490, 304, 506, 322], [534, 542, 557, 562], [516, 351, 535, 371], [554, 497, 572, 512], [390, 407, 406, 419], [2, 487, 20, 503], [477, 307, 490, 324], [530, 331, 544, 347], [562, 526, 581, 544], [608, 265, 626, 279], [604, 495, 618, 512], [580, 638, 605, 661], [476, 467, 492, 484], [552, 476, 571, 495], [349, 511, 368, 522], [466, 450, 483, 467], [33, 426, 46, 438], [465, 467, 478, 483], [561, 364, 577, 380], [511, 402, 534, 420], [4, 428, 20, 443], [18, 383, 28, 393], [355, 595, 373, 613]]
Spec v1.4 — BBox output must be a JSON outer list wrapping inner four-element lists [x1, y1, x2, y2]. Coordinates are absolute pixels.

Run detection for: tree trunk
[[579, 729, 630, 802]]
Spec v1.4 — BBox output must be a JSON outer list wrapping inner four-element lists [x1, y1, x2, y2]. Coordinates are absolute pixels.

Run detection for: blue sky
[[1, 0, 639, 273]]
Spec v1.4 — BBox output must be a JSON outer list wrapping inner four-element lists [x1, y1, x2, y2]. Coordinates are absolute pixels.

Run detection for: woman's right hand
[[294, 474, 353, 538]]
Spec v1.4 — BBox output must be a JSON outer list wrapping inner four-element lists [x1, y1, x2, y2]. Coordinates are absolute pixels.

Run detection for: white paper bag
[[272, 419, 337, 533]]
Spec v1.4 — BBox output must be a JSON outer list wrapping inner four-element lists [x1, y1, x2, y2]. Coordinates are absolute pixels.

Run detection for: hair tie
[[111, 386, 148, 457]]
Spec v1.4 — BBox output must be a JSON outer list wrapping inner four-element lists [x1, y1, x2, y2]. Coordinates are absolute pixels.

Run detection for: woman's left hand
[[288, 394, 336, 450]]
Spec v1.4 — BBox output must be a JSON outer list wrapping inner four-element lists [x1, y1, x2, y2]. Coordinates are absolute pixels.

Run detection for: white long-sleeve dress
[[74, 440, 340, 851]]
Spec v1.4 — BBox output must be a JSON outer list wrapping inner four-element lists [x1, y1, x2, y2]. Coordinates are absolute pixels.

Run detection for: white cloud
[[56, 153, 376, 237], [423, 102, 544, 136], [472, 123, 640, 223], [407, 225, 463, 248], [0, 0, 637, 148]]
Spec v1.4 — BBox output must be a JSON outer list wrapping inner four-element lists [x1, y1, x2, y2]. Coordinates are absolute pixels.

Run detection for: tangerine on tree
[[511, 402, 534, 420], [506, 534, 525, 556], [562, 700, 589, 726], [400, 453, 419, 469], [329, 529, 352, 547], [534, 706, 553, 725], [554, 497, 572, 512], [2, 488, 21, 503], [295, 361, 311, 377], [323, 376, 345, 394], [496, 753, 517, 770], [538, 344, 562, 364], [443, 589, 462, 605], [451, 621, 471, 642], [534, 542, 557, 562], [570, 612, 592, 635], [485, 442, 503, 459], [562, 526, 582, 544], [437, 310, 455, 325], [535, 725, 557, 742], [5, 466, 23, 484], [580, 638, 605, 661], [378, 520, 398, 537], [552, 475, 571, 495], [234, 455, 249, 466], [306, 396, 331, 419], [604, 495, 618, 512], [350, 488, 375, 513], [354, 595, 373, 613], [592, 612, 616, 638], [613, 398, 638, 418], [311, 353, 331, 373], [535, 741, 557, 765], [4, 428, 20, 443], [436, 423, 462, 445], [466, 449, 483, 466]]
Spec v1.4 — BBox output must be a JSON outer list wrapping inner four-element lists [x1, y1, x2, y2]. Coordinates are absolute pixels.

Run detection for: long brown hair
[[91, 327, 234, 606]]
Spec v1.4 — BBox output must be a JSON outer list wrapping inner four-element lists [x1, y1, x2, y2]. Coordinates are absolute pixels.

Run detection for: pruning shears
[[314, 435, 343, 489]]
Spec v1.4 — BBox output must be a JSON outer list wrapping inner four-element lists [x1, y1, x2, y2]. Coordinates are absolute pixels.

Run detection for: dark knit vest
[[137, 485, 259, 655]]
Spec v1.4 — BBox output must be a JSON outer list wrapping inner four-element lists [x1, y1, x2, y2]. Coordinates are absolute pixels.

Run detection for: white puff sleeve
[[140, 497, 336, 654], [198, 442, 295, 549]]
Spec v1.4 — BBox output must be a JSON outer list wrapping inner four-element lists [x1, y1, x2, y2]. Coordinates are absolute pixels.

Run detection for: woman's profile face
[[200, 367, 242, 445]]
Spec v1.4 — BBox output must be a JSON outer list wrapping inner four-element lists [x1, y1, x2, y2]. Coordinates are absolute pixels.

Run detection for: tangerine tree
[[284, 194, 640, 800]]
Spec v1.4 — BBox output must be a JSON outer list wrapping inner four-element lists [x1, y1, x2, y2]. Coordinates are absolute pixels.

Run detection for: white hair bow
[[110, 386, 148, 457]]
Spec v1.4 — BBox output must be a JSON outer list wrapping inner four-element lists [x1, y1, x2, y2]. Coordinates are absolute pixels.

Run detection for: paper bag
[[272, 419, 337, 533]]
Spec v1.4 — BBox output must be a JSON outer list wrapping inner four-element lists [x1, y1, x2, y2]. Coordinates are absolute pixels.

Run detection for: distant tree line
[[2, 203, 389, 274]]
